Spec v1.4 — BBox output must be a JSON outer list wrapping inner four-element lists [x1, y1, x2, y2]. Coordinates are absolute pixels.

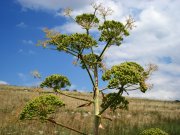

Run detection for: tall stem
[[93, 65, 100, 135], [79, 54, 95, 88]]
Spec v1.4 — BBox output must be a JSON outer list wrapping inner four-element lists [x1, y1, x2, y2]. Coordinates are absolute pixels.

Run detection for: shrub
[[139, 128, 168, 135]]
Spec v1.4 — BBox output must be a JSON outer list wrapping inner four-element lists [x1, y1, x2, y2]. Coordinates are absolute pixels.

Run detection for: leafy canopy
[[40, 74, 71, 90], [99, 20, 129, 46], [101, 93, 129, 111], [102, 62, 151, 92], [20, 94, 65, 121], [75, 13, 99, 30]]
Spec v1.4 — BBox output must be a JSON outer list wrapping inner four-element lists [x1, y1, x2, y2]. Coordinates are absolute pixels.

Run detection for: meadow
[[0, 85, 179, 135]]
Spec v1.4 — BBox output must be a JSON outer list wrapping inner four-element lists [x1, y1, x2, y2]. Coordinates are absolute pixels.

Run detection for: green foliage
[[101, 93, 129, 111], [102, 62, 149, 92], [35, 4, 157, 135], [75, 13, 99, 30], [80, 54, 103, 69], [47, 33, 69, 50], [65, 33, 97, 52], [40, 74, 71, 90], [20, 94, 65, 121], [139, 128, 169, 135], [98, 20, 129, 46], [43, 29, 97, 53]]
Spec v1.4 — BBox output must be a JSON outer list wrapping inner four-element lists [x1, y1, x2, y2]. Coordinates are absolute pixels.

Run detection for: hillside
[[0, 85, 180, 135]]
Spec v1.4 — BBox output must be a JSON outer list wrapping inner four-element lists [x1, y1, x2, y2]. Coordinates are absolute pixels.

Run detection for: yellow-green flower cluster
[[102, 62, 148, 92], [20, 94, 65, 121], [40, 74, 71, 90]]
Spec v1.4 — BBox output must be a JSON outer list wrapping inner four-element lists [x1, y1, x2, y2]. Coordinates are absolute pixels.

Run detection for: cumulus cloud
[[97, 0, 180, 100], [16, 0, 180, 100], [0, 81, 8, 85], [53, 22, 85, 34], [16, 0, 91, 11]]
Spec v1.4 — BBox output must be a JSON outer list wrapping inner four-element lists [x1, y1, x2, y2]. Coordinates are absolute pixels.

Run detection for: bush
[[20, 94, 65, 121], [139, 128, 168, 135]]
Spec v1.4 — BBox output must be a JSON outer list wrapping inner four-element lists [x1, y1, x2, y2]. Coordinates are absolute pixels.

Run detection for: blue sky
[[0, 0, 93, 90], [0, 0, 180, 100]]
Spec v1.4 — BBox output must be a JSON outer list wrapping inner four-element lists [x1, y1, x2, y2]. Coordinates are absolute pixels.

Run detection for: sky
[[0, 0, 180, 100]]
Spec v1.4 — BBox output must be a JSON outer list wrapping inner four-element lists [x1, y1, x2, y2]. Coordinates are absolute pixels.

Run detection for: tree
[[20, 3, 157, 135]]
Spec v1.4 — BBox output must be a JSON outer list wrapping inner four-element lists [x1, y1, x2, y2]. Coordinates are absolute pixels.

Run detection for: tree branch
[[101, 115, 113, 121], [46, 118, 88, 135], [57, 90, 93, 103], [98, 38, 112, 61], [99, 87, 108, 92], [98, 86, 123, 115], [124, 84, 139, 89], [49, 38, 79, 57], [126, 87, 140, 91], [48, 48, 78, 57], [79, 54, 95, 88]]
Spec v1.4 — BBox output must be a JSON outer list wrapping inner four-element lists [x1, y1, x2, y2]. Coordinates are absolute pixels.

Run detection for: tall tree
[[20, 3, 157, 135]]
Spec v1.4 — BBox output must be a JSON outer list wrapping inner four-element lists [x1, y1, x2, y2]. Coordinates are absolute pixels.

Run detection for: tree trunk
[[93, 66, 100, 135], [94, 86, 100, 135]]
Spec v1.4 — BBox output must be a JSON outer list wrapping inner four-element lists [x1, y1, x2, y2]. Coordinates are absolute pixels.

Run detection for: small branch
[[98, 38, 112, 61], [85, 29, 94, 55], [46, 118, 88, 135], [124, 84, 139, 89], [64, 49, 78, 57], [86, 29, 89, 35], [57, 90, 93, 103], [66, 48, 79, 54], [90, 47, 94, 54], [123, 89, 129, 95], [49, 38, 78, 57], [79, 54, 95, 88], [124, 84, 134, 89], [48, 48, 78, 57], [101, 115, 113, 121], [77, 102, 92, 108], [98, 86, 124, 115], [126, 87, 140, 91], [99, 87, 108, 92]]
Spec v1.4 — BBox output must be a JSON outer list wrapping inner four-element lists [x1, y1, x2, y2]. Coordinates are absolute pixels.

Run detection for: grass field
[[0, 85, 180, 135]]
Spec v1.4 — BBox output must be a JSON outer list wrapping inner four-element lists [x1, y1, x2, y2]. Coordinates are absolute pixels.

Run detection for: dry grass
[[0, 85, 180, 135]]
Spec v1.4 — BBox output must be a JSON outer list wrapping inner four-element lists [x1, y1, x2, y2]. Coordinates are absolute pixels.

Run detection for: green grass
[[0, 85, 180, 135]]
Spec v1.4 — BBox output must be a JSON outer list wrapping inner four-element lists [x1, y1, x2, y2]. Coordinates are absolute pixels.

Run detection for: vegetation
[[19, 3, 159, 135], [20, 94, 65, 121], [0, 86, 180, 135], [140, 128, 168, 135]]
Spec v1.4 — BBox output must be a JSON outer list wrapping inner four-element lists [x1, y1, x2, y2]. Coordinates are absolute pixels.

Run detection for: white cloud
[[96, 0, 180, 100], [0, 81, 8, 85], [22, 40, 34, 45], [53, 22, 85, 34], [17, 49, 36, 55], [16, 0, 180, 100], [16, 22, 27, 28], [16, 0, 91, 11]]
